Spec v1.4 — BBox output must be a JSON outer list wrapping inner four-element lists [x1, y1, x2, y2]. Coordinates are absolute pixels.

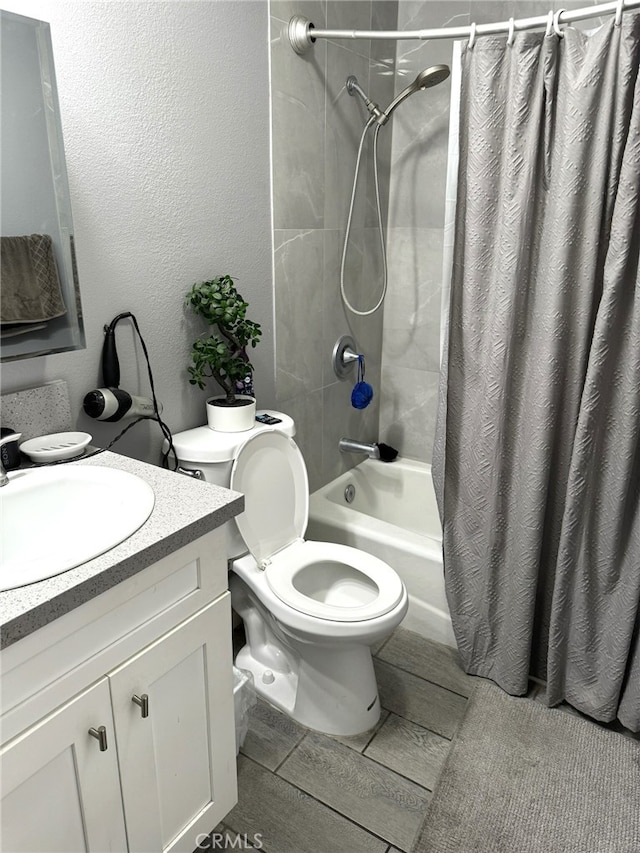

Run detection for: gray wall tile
[[271, 16, 327, 230], [383, 227, 443, 374], [327, 0, 373, 58], [379, 365, 440, 462], [324, 44, 371, 230], [274, 229, 325, 400], [281, 388, 325, 492], [271, 0, 327, 28], [270, 0, 398, 489]]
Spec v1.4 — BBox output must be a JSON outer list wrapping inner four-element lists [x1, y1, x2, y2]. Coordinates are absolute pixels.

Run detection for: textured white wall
[[1, 0, 274, 464]]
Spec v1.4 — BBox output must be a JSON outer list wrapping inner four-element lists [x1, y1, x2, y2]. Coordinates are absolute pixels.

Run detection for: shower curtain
[[434, 14, 640, 731]]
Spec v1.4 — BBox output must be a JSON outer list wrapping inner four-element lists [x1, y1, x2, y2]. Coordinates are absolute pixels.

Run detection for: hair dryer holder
[[332, 335, 362, 380]]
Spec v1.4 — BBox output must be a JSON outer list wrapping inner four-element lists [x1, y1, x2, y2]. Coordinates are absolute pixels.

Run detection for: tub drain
[[344, 484, 356, 504]]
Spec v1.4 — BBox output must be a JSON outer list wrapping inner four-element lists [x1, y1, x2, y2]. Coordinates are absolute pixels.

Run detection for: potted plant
[[186, 275, 262, 432]]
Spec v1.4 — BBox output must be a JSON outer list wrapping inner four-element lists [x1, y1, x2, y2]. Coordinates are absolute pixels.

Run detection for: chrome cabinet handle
[[132, 693, 149, 718], [88, 725, 108, 751]]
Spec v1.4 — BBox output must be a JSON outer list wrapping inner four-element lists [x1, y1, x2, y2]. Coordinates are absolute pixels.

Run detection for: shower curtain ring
[[468, 22, 477, 49], [615, 0, 624, 26], [507, 17, 516, 46], [553, 8, 566, 37], [545, 10, 555, 36]]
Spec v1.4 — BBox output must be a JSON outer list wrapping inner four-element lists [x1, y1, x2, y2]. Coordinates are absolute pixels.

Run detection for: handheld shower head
[[379, 64, 450, 124], [340, 62, 451, 316], [413, 65, 451, 90]]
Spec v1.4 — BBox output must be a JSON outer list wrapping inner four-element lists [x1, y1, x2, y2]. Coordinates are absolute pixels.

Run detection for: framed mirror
[[1, 10, 85, 362]]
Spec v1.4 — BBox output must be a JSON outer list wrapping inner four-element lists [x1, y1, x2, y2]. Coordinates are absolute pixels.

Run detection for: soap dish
[[20, 431, 92, 463]]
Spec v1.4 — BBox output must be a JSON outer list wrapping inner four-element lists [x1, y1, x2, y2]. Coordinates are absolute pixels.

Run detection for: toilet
[[171, 412, 408, 736]]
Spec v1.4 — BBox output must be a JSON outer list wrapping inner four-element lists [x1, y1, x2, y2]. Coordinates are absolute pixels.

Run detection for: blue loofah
[[351, 354, 373, 409], [352, 381, 373, 409]]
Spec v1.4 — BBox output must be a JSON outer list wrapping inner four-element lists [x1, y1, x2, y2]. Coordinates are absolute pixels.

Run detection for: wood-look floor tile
[[364, 713, 450, 791], [331, 709, 391, 752], [377, 628, 474, 697], [225, 755, 388, 853], [277, 731, 430, 851], [375, 659, 467, 739], [240, 698, 306, 770], [371, 633, 393, 656]]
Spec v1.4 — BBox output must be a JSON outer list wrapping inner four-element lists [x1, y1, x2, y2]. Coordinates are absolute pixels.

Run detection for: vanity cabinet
[[0, 528, 237, 853], [112, 598, 234, 852], [1, 678, 128, 853]]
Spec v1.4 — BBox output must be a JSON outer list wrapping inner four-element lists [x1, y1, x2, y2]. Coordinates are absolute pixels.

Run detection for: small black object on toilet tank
[[0, 427, 21, 470]]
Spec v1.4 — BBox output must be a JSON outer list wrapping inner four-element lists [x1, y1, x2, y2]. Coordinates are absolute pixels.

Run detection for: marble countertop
[[0, 450, 243, 649]]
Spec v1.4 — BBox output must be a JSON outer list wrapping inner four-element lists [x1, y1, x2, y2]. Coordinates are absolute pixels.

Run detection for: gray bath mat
[[413, 680, 640, 853]]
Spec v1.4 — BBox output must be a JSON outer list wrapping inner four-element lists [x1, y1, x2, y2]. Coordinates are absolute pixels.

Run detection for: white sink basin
[[0, 465, 155, 592]]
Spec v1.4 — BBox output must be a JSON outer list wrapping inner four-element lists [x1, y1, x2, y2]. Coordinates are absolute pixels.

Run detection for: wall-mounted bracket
[[332, 335, 360, 380], [288, 15, 316, 55]]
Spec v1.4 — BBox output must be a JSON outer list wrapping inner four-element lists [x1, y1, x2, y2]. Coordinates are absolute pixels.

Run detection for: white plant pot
[[206, 395, 256, 432]]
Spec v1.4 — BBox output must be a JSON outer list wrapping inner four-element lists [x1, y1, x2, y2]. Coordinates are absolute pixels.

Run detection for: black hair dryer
[[83, 315, 159, 422]]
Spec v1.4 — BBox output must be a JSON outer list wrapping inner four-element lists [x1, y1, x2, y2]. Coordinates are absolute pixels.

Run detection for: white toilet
[[171, 412, 408, 736]]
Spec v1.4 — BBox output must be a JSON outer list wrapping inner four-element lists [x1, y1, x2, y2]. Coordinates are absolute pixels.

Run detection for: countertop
[[0, 450, 244, 649]]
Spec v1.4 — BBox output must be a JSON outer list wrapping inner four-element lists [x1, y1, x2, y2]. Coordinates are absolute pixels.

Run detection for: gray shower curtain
[[434, 14, 640, 731]]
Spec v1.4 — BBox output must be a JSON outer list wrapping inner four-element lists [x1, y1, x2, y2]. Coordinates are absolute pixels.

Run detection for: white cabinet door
[[0, 678, 127, 853], [109, 593, 237, 853]]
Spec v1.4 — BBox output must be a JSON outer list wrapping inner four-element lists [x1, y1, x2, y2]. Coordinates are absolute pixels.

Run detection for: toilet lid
[[230, 430, 308, 566]]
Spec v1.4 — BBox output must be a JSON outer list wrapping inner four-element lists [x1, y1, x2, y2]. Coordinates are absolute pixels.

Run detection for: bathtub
[[307, 457, 456, 648]]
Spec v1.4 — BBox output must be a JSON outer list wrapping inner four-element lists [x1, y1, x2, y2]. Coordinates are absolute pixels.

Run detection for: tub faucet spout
[[339, 437, 398, 463], [339, 438, 380, 459]]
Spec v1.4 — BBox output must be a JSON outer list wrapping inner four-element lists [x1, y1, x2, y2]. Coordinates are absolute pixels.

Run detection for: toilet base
[[231, 576, 381, 736], [236, 639, 381, 737]]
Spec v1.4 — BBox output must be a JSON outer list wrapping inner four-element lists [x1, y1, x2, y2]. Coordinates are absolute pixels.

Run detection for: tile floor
[[196, 625, 639, 852], [211, 627, 475, 853]]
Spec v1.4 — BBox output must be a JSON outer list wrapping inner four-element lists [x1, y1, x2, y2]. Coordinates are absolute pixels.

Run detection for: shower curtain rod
[[287, 0, 640, 53]]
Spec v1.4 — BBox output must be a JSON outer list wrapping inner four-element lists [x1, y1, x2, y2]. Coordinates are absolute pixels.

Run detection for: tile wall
[[379, 0, 464, 463], [270, 0, 399, 491], [272, 1, 605, 478]]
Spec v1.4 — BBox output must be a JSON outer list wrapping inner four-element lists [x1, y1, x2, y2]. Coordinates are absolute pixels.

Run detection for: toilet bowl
[[171, 413, 408, 736]]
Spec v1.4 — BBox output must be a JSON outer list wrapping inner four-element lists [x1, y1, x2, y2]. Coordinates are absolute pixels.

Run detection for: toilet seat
[[265, 540, 405, 622], [231, 431, 404, 623]]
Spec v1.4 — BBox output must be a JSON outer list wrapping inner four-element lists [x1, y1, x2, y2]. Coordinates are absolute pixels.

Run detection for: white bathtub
[[307, 457, 455, 648]]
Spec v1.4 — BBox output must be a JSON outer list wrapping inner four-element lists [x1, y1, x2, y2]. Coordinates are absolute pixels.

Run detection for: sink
[[0, 465, 155, 592]]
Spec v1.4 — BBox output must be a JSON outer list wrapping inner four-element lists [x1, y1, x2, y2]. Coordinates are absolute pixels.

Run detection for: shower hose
[[340, 115, 388, 317]]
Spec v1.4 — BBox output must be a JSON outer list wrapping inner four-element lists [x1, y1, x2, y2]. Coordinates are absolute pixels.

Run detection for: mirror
[[1, 10, 85, 362]]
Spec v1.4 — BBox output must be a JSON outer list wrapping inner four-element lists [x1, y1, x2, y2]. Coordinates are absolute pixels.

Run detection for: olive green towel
[[1, 234, 66, 325]]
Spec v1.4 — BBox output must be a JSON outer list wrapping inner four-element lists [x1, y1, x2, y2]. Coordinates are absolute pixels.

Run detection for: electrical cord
[[34, 312, 177, 471], [111, 312, 177, 470]]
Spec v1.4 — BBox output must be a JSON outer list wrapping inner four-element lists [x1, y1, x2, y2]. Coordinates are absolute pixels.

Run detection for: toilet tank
[[170, 411, 296, 559]]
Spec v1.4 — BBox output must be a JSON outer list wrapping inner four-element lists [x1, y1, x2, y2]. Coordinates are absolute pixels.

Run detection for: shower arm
[[346, 76, 385, 124]]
